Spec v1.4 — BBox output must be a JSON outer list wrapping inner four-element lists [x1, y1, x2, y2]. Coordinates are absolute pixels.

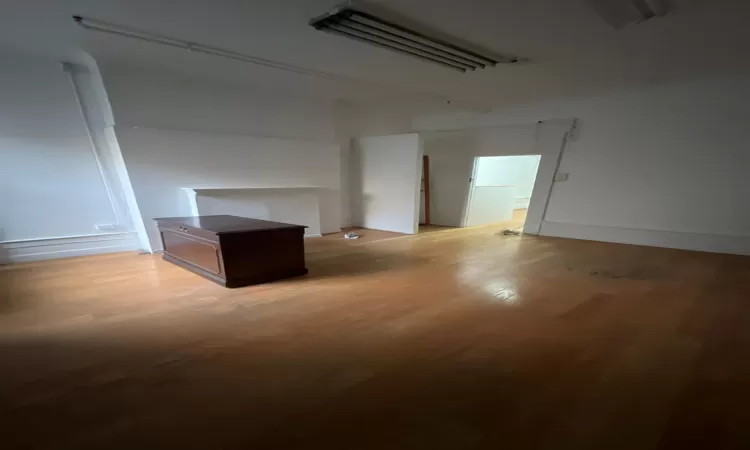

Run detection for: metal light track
[[71, 14, 497, 111], [310, 7, 517, 72]]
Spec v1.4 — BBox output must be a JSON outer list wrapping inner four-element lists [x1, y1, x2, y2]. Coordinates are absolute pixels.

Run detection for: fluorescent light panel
[[310, 8, 515, 72]]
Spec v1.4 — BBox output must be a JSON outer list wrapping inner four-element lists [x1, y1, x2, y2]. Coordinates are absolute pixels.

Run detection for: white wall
[[117, 128, 340, 246], [103, 66, 337, 142], [420, 126, 537, 227], [191, 189, 324, 236], [0, 52, 139, 263], [101, 67, 343, 250], [415, 76, 750, 255], [474, 155, 541, 208], [353, 134, 423, 234]]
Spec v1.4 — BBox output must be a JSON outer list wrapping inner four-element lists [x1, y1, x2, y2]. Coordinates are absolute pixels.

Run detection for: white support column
[[63, 61, 153, 253]]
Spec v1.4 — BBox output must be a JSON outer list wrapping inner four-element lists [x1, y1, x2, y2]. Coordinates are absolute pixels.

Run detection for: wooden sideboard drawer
[[160, 229, 223, 275]]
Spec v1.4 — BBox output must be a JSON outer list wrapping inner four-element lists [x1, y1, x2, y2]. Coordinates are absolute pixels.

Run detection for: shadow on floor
[[305, 247, 429, 279]]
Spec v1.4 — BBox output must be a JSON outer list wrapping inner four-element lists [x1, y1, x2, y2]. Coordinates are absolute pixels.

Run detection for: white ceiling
[[2, 0, 750, 111]]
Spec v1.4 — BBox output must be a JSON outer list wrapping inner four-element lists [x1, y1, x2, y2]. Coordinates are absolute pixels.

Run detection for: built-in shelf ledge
[[180, 187, 329, 236], [181, 187, 325, 216], [182, 187, 323, 193]]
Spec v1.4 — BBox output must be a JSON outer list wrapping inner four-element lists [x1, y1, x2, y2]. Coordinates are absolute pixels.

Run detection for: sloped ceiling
[[2, 0, 750, 111]]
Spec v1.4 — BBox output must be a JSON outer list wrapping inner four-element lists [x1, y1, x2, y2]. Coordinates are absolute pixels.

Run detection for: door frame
[[418, 118, 574, 233], [461, 155, 542, 229], [523, 120, 573, 235], [461, 157, 481, 227]]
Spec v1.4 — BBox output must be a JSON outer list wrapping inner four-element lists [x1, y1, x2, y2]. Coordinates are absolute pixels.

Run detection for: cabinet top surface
[[154, 215, 306, 234]]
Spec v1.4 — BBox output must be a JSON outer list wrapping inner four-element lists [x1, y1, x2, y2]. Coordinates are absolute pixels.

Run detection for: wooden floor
[[330, 209, 528, 242], [418, 224, 456, 234], [419, 208, 528, 235], [2, 226, 750, 449]]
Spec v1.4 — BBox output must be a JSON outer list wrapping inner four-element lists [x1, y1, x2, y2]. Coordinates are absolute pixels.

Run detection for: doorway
[[418, 154, 455, 234], [463, 155, 542, 231]]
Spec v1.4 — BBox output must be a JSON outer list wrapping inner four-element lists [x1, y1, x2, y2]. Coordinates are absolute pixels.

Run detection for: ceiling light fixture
[[310, 6, 518, 72], [71, 15, 494, 112]]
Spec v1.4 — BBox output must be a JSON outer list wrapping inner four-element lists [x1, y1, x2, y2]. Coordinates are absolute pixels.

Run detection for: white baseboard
[[515, 197, 531, 209], [0, 232, 141, 264], [539, 221, 750, 256], [304, 234, 323, 238]]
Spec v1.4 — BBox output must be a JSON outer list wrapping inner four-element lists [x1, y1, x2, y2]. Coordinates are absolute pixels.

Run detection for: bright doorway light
[[463, 155, 542, 230]]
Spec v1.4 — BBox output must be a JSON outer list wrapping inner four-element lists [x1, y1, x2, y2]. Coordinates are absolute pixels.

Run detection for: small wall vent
[[310, 5, 518, 72]]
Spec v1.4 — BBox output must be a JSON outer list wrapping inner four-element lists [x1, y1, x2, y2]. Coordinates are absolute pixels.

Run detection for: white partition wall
[[354, 134, 423, 234]]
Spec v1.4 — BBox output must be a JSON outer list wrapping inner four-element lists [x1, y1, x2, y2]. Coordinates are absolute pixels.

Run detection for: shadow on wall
[[349, 143, 364, 227], [0, 229, 7, 265], [0, 229, 12, 311], [349, 143, 400, 231]]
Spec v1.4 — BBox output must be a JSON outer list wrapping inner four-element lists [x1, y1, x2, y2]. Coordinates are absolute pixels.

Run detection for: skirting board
[[0, 232, 141, 264], [539, 221, 750, 256]]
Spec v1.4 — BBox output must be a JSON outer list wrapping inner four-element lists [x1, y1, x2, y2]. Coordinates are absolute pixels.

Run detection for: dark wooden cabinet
[[154, 215, 307, 288]]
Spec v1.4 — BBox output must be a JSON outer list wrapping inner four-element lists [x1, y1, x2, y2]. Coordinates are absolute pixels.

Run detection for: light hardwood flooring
[[419, 208, 528, 235], [323, 227, 407, 243], [1, 225, 750, 449], [418, 224, 456, 234]]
